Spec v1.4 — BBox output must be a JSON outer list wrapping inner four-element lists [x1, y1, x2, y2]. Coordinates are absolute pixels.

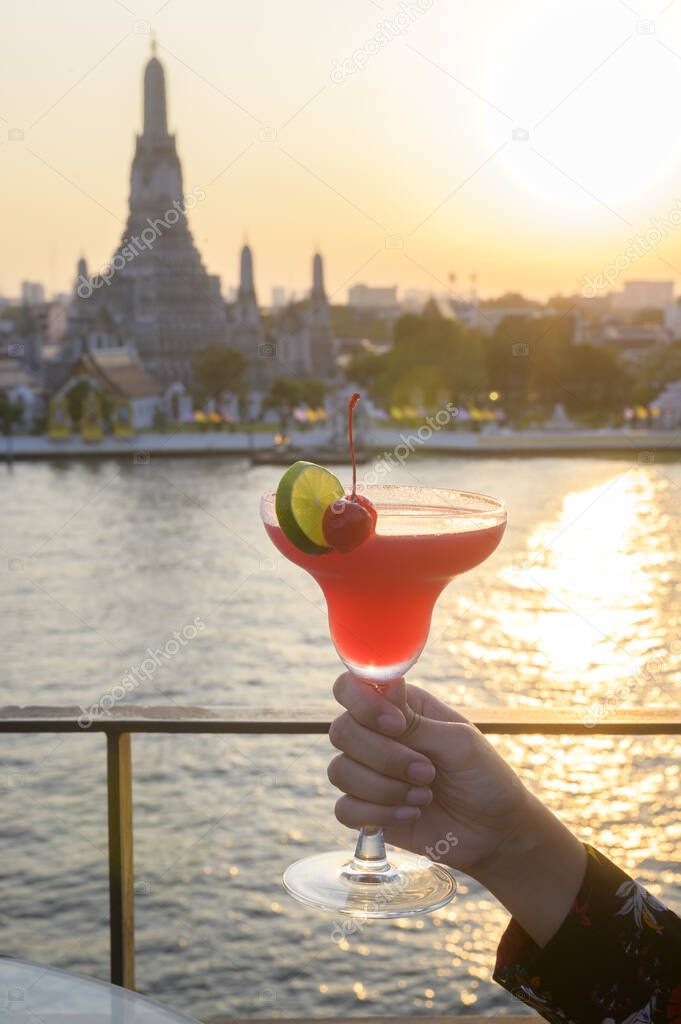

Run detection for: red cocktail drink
[[261, 482, 506, 918], [264, 485, 506, 681], [262, 409, 507, 920]]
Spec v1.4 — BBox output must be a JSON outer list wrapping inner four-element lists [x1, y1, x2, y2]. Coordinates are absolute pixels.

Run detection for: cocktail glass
[[261, 484, 506, 917]]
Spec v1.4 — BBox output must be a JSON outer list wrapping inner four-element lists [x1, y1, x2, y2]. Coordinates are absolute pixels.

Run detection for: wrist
[[473, 790, 587, 948]]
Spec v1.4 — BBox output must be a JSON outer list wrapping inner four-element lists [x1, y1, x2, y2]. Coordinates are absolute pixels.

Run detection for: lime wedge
[[275, 461, 344, 554]]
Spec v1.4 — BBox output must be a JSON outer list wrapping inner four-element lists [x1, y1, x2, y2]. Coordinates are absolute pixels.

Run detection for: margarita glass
[[261, 484, 506, 917]]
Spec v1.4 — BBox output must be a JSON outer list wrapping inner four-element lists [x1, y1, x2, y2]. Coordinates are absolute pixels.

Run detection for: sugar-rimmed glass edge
[[260, 484, 507, 530]]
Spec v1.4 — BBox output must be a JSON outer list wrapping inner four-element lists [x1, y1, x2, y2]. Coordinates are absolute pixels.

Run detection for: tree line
[[346, 302, 679, 426], [192, 301, 681, 428]]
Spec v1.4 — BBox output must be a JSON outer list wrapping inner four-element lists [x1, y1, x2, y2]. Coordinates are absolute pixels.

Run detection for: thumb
[[380, 678, 473, 769], [401, 713, 469, 769]]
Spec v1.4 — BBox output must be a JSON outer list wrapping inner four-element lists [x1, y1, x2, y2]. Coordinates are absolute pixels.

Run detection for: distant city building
[[348, 284, 399, 311], [0, 351, 42, 428], [21, 281, 45, 306], [401, 289, 435, 313], [612, 280, 674, 312], [663, 298, 681, 338], [31, 299, 69, 346], [594, 322, 671, 362], [270, 287, 286, 309], [272, 303, 313, 378], [580, 293, 615, 317], [452, 299, 542, 335], [0, 305, 44, 373], [0, 307, 44, 426]]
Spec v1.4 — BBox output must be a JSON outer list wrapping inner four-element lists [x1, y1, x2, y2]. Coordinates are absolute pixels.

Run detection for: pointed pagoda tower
[[91, 41, 227, 386], [233, 244, 260, 328], [306, 251, 335, 379], [312, 252, 326, 303], [74, 256, 88, 294], [229, 242, 268, 389], [129, 40, 183, 218]]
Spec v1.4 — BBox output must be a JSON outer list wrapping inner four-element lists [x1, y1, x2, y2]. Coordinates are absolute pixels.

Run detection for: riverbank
[[2, 427, 680, 462]]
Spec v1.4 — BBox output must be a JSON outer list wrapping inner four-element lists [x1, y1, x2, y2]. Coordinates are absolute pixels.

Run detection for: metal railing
[[2, 704, 680, 993]]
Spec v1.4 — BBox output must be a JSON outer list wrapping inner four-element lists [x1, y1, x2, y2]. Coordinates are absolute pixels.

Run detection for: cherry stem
[[348, 392, 360, 499]]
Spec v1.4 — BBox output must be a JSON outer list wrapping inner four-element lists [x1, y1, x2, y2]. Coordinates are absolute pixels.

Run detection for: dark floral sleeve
[[493, 844, 681, 1024]]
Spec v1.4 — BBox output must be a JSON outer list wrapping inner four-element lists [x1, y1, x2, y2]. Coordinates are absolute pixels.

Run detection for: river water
[[1, 454, 679, 1020]]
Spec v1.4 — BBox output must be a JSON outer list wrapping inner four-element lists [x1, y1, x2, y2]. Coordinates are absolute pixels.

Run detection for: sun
[[443, 0, 681, 221]]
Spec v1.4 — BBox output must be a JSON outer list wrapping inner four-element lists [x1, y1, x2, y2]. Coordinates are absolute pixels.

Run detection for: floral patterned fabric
[[493, 844, 681, 1024]]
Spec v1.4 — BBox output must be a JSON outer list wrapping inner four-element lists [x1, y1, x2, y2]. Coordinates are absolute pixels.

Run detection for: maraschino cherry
[[322, 393, 376, 552]]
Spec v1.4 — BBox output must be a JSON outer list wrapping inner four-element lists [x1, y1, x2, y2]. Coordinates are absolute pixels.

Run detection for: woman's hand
[[328, 672, 526, 876], [328, 672, 587, 947]]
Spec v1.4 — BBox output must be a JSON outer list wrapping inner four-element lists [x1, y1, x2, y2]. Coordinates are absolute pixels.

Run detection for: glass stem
[[352, 826, 390, 872], [345, 680, 404, 878]]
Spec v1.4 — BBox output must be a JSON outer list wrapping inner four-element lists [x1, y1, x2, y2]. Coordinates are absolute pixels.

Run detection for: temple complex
[[53, 44, 336, 405]]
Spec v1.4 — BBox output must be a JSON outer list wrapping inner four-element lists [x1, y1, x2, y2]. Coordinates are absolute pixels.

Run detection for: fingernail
[[407, 762, 435, 785], [406, 786, 431, 806], [394, 806, 421, 821], [377, 713, 403, 736]]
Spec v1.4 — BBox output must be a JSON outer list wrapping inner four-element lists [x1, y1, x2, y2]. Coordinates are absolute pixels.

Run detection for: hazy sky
[[4, 0, 681, 303]]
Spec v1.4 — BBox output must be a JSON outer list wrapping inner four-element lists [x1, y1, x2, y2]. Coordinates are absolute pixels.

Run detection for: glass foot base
[[283, 847, 456, 918]]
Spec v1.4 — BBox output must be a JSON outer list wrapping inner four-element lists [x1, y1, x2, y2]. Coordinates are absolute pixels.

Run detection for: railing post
[[107, 731, 135, 990]]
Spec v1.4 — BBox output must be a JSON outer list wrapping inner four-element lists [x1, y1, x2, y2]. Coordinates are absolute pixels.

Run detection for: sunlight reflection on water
[[0, 455, 679, 1019]]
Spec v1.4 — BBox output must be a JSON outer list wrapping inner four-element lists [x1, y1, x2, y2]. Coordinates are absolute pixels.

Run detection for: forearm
[[491, 841, 681, 1024], [473, 790, 587, 948]]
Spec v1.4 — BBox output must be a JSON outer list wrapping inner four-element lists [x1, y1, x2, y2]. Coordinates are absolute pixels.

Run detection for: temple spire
[[234, 243, 259, 328], [312, 252, 326, 301], [143, 41, 168, 139], [306, 251, 333, 378], [239, 243, 255, 298]]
